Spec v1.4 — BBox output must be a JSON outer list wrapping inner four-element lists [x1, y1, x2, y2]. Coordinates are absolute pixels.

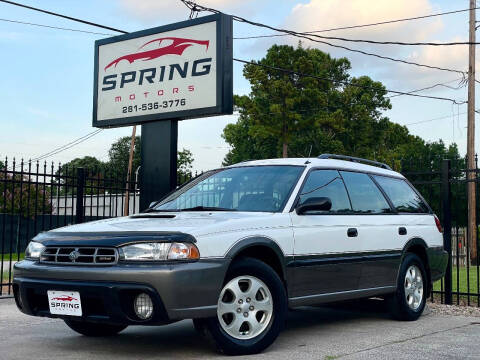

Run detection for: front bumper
[[13, 258, 228, 325]]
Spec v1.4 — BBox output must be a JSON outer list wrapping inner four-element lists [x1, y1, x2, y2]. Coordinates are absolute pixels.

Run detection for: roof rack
[[317, 154, 392, 170]]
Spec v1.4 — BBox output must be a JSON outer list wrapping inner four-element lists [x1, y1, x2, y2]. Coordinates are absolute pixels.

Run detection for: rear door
[[290, 169, 362, 297], [339, 171, 400, 290], [372, 175, 433, 247]]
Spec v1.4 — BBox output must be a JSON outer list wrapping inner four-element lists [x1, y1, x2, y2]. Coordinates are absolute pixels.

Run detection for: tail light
[[434, 215, 443, 233]]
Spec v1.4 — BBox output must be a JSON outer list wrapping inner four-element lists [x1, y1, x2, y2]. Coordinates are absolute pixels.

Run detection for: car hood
[[34, 211, 283, 246]]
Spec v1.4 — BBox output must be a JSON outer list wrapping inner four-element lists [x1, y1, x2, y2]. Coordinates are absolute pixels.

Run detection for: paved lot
[[1, 297, 480, 360]]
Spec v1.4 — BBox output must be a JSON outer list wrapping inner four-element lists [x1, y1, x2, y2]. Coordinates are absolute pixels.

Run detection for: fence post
[[442, 159, 453, 304], [75, 168, 85, 224]]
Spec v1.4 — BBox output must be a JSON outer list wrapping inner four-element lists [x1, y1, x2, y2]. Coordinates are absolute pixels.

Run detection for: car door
[[372, 174, 432, 253], [290, 169, 363, 298], [339, 171, 400, 290]]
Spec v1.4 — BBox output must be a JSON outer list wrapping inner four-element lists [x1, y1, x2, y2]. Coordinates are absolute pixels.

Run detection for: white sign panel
[[93, 14, 232, 128]]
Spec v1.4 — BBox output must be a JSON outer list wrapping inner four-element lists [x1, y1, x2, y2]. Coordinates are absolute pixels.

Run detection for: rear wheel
[[389, 253, 427, 321], [194, 257, 287, 355], [64, 319, 127, 337]]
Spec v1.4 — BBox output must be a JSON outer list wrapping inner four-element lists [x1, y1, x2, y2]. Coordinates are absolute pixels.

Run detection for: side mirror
[[296, 197, 332, 215]]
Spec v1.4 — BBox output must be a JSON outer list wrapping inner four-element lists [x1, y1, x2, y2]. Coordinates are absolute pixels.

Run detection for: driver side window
[[298, 170, 352, 214]]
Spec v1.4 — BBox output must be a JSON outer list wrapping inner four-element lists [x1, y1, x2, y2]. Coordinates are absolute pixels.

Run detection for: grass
[[2, 270, 12, 283], [1, 253, 23, 284], [0, 253, 24, 262], [433, 266, 480, 295]]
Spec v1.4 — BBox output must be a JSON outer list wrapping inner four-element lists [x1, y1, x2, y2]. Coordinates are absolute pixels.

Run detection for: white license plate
[[47, 291, 82, 317]]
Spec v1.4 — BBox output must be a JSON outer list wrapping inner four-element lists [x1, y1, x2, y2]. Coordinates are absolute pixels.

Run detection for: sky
[[0, 0, 478, 171]]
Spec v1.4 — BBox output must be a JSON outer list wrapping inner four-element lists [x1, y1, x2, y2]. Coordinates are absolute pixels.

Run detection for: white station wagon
[[14, 154, 448, 355]]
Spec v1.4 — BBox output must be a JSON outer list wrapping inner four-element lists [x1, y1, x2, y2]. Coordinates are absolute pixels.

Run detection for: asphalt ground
[[1, 297, 479, 359]]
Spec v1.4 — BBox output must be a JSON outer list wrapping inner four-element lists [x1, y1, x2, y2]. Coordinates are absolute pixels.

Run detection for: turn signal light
[[168, 242, 200, 260]]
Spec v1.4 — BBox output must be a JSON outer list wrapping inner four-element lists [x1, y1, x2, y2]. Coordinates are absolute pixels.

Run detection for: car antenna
[[305, 145, 313, 164]]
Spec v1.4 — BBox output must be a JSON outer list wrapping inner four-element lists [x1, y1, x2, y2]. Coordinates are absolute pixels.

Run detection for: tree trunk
[[282, 142, 288, 158]]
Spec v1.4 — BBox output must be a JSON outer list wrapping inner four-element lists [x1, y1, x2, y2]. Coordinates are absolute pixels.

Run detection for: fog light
[[134, 293, 153, 320]]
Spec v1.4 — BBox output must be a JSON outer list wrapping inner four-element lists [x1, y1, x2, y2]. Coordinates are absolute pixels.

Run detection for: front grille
[[40, 247, 118, 265]]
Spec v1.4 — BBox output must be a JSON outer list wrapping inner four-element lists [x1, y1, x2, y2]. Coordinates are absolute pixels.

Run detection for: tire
[[64, 319, 127, 337], [195, 257, 287, 355], [389, 253, 427, 321]]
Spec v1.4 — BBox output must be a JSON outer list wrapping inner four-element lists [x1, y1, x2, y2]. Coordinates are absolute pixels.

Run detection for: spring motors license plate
[[47, 291, 82, 316]]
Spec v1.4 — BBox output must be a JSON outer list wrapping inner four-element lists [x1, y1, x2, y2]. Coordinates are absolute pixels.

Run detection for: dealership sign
[[93, 14, 233, 128]]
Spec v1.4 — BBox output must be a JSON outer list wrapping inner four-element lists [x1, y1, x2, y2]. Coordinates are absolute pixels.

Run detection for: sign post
[[92, 14, 233, 210]]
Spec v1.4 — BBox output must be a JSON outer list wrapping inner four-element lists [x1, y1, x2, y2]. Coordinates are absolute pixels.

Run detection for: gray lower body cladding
[[13, 259, 228, 324], [427, 246, 448, 282]]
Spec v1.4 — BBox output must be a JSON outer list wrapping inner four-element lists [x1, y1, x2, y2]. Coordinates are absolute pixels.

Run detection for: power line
[[387, 78, 466, 99], [0, 17, 114, 36], [3, 1, 462, 103], [0, 0, 127, 34], [233, 58, 467, 104], [404, 112, 467, 126], [181, 0, 466, 76], [30, 129, 103, 162], [234, 7, 479, 39], [2, 0, 466, 75], [237, 33, 480, 47]]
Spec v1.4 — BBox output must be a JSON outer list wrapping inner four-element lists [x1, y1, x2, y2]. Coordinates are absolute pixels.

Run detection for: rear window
[[373, 176, 429, 213]]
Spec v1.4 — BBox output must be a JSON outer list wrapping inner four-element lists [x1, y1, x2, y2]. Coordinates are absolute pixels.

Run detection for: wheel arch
[[225, 237, 288, 288], [400, 237, 432, 297]]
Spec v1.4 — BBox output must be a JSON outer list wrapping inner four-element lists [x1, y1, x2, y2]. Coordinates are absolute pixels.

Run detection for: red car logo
[[52, 295, 78, 302], [104, 37, 210, 71]]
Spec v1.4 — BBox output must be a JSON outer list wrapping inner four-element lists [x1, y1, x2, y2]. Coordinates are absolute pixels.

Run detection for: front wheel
[[389, 253, 427, 321], [64, 319, 127, 337], [195, 257, 287, 355]]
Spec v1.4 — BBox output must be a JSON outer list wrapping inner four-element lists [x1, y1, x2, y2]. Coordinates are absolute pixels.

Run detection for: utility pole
[[123, 125, 136, 216], [467, 0, 477, 264]]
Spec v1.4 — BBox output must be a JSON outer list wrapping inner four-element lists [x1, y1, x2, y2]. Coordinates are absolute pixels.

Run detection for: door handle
[[347, 228, 358, 237], [399, 227, 407, 236]]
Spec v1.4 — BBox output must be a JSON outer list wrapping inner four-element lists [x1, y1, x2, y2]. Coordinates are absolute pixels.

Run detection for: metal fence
[[0, 158, 195, 296], [402, 157, 479, 306], [3, 156, 480, 306]]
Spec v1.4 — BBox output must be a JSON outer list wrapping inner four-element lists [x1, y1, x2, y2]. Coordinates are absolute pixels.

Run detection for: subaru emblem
[[69, 250, 80, 262]]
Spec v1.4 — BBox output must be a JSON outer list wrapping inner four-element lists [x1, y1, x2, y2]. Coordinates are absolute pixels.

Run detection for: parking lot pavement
[[1, 297, 480, 360]]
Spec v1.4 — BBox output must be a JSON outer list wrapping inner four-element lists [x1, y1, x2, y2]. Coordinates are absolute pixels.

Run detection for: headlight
[[119, 242, 200, 261], [25, 241, 45, 260]]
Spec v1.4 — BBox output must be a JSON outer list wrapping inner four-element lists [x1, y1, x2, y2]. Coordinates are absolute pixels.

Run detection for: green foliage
[[0, 173, 52, 216], [107, 136, 141, 180], [223, 44, 460, 168], [54, 156, 107, 195], [54, 138, 195, 194], [178, 148, 194, 177]]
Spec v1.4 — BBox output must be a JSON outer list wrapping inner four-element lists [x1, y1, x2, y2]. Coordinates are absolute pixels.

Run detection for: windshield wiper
[[142, 208, 178, 213], [179, 206, 236, 212]]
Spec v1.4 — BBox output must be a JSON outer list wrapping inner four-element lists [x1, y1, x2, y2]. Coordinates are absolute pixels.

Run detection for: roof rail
[[317, 154, 392, 170]]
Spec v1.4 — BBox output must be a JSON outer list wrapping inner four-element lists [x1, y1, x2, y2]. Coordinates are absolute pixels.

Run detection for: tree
[[178, 148, 194, 177], [54, 156, 107, 195], [106, 136, 195, 183], [226, 43, 388, 160], [107, 136, 141, 180], [58, 156, 106, 175], [223, 44, 406, 163], [0, 172, 52, 216]]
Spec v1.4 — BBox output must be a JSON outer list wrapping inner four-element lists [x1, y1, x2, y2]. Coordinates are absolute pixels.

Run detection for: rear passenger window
[[299, 170, 352, 213], [373, 176, 429, 213], [340, 171, 391, 214]]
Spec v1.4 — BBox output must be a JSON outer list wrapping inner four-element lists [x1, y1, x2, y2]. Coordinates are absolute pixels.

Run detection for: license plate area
[[47, 290, 82, 317]]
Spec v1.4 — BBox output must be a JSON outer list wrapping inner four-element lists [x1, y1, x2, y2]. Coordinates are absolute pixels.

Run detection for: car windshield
[[154, 165, 304, 212]]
